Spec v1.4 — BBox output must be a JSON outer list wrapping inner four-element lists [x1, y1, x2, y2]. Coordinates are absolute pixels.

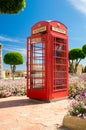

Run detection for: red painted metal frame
[[26, 20, 68, 101]]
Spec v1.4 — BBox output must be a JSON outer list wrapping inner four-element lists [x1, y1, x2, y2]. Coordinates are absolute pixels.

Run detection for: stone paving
[[0, 96, 70, 130]]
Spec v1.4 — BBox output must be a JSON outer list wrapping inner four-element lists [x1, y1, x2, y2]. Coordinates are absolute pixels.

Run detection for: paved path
[[0, 96, 70, 130]]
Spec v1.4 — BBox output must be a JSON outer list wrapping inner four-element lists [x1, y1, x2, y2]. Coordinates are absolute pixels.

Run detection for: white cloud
[[0, 35, 25, 44], [3, 47, 26, 56], [17, 48, 26, 56], [3, 44, 26, 56], [68, 0, 86, 15], [0, 35, 26, 56]]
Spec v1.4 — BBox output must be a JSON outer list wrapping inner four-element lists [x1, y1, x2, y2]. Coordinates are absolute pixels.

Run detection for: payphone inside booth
[[26, 20, 68, 101]]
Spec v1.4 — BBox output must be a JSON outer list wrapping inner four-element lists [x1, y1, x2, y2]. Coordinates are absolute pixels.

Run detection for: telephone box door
[[27, 35, 47, 100], [51, 36, 68, 99]]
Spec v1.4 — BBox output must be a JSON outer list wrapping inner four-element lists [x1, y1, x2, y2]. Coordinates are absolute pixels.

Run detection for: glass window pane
[[30, 41, 45, 89]]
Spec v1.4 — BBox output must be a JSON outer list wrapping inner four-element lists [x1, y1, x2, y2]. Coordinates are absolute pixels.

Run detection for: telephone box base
[[27, 97, 68, 103]]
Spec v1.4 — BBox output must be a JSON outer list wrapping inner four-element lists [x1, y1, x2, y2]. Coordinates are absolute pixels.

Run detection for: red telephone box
[[26, 20, 68, 101]]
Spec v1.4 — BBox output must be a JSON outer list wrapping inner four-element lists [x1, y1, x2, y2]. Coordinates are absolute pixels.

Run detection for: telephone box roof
[[32, 20, 67, 29]]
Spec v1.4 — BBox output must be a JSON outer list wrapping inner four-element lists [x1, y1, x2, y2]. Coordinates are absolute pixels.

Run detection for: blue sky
[[0, 0, 86, 70]]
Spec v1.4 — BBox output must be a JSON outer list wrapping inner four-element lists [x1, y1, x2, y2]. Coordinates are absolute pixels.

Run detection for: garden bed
[[0, 78, 26, 98], [0, 73, 86, 98]]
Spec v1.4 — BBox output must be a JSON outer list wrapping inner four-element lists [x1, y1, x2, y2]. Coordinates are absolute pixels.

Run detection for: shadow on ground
[[0, 98, 46, 108], [58, 126, 70, 130]]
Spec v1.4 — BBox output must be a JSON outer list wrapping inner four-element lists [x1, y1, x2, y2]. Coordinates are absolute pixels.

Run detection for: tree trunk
[[69, 61, 75, 74], [74, 65, 77, 74], [10, 65, 16, 80]]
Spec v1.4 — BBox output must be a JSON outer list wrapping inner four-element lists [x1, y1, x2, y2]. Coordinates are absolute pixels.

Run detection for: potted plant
[[63, 89, 86, 130]]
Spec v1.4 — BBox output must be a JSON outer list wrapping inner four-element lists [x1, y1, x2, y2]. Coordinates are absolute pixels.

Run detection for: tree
[[4, 52, 24, 80], [69, 48, 85, 74], [82, 44, 86, 55], [0, 0, 26, 14]]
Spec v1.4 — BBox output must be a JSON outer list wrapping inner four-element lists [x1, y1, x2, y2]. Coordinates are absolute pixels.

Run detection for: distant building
[[77, 64, 83, 75], [3, 69, 26, 78]]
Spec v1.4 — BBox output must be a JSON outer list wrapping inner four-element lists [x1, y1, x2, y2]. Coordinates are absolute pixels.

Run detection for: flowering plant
[[0, 78, 26, 98], [69, 82, 85, 98], [69, 73, 86, 99], [69, 89, 86, 119]]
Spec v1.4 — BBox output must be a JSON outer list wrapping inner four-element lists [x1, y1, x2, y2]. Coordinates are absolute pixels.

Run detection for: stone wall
[[0, 44, 3, 79]]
